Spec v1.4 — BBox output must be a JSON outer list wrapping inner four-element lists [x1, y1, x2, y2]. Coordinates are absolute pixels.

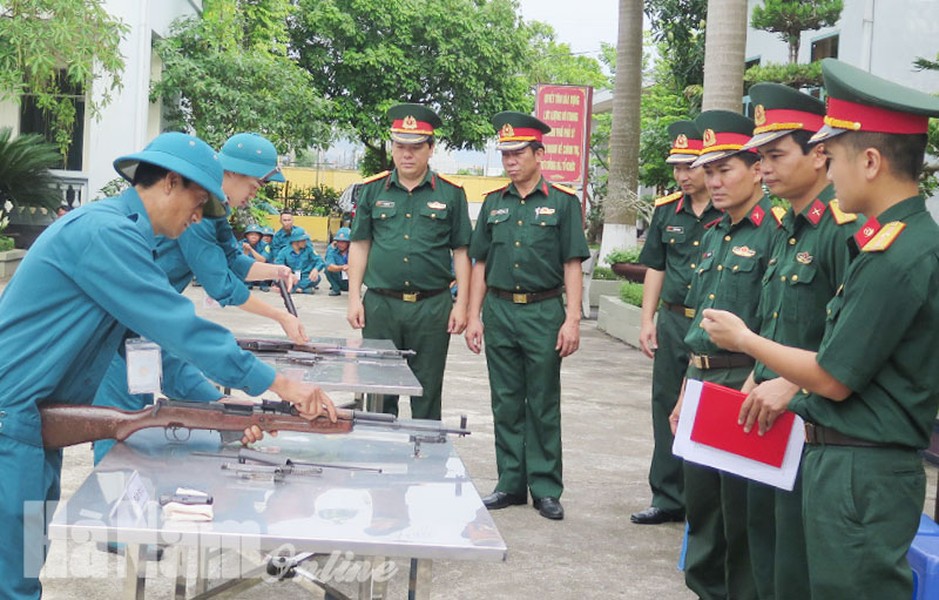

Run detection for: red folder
[[689, 381, 795, 468]]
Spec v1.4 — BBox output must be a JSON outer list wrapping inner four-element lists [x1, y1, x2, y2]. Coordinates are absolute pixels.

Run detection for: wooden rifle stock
[[40, 400, 355, 449]]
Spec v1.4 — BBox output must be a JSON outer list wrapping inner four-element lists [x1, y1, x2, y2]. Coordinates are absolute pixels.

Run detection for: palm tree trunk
[[702, 0, 749, 112], [602, 0, 643, 256]]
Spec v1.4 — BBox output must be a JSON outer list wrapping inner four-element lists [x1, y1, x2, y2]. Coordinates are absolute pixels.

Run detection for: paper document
[[672, 379, 804, 490]]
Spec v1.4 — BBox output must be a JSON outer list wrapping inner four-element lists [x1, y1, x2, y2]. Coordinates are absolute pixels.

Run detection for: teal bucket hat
[[288, 229, 310, 243], [334, 227, 351, 242], [261, 226, 274, 236], [219, 133, 286, 183], [244, 224, 263, 235], [113, 132, 227, 218]]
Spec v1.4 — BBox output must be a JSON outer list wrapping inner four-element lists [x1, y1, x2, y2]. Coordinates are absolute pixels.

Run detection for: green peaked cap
[[691, 110, 757, 167], [743, 83, 826, 149], [387, 103, 442, 144], [812, 58, 939, 143], [666, 120, 702, 164]]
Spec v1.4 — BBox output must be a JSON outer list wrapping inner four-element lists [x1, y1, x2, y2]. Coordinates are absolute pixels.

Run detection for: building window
[[745, 56, 762, 71], [18, 70, 85, 172], [811, 34, 839, 62]]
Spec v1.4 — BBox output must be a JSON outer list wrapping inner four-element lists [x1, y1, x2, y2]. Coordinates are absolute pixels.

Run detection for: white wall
[[86, 0, 200, 199], [746, 0, 939, 93]]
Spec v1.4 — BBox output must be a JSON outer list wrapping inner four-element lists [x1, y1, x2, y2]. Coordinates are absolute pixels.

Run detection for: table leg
[[408, 558, 431, 600], [123, 543, 147, 600], [364, 393, 385, 413], [174, 546, 188, 599]]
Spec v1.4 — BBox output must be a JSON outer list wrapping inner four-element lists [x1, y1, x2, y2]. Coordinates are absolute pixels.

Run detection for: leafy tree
[[644, 0, 707, 91], [527, 22, 610, 90], [744, 61, 823, 89], [152, 0, 331, 153], [0, 0, 127, 157], [751, 0, 843, 64], [912, 52, 939, 194], [291, 0, 535, 172]]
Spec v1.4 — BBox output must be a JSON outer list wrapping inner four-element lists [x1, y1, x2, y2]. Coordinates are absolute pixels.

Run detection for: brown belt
[[804, 423, 885, 448], [690, 352, 755, 370], [662, 301, 696, 319], [489, 287, 563, 305], [369, 288, 448, 303]]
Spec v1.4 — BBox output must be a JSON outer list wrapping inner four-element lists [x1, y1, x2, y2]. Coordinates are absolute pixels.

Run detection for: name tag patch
[[535, 206, 556, 216], [427, 201, 446, 210], [666, 225, 684, 234], [490, 208, 509, 217], [376, 200, 395, 208]]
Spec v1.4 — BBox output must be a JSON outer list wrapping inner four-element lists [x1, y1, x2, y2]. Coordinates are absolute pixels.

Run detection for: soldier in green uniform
[[702, 58, 939, 600], [347, 104, 472, 420], [465, 112, 590, 521], [670, 110, 773, 600], [632, 121, 721, 525], [736, 83, 860, 600]]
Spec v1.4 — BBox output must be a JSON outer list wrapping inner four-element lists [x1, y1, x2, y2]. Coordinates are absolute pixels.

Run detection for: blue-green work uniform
[[92, 208, 260, 463], [469, 179, 589, 501], [788, 195, 939, 599], [276, 245, 325, 292], [271, 225, 304, 259], [682, 195, 777, 600], [749, 189, 858, 599], [639, 191, 721, 514], [351, 169, 471, 420], [0, 189, 275, 599], [325, 242, 350, 293]]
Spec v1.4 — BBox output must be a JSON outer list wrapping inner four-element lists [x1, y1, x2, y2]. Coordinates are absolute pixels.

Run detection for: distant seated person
[[243, 224, 274, 291], [275, 229, 325, 294], [241, 224, 271, 262], [261, 225, 274, 248], [55, 203, 72, 218], [325, 226, 351, 296], [271, 210, 305, 258]]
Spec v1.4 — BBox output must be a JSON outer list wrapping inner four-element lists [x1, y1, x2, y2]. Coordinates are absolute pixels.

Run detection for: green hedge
[[620, 281, 644, 307]]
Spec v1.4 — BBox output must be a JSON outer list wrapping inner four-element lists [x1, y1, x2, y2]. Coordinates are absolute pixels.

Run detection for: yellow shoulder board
[[483, 184, 509, 197], [551, 182, 578, 197], [436, 173, 464, 188], [828, 199, 858, 224], [361, 170, 390, 185], [653, 191, 683, 207], [862, 221, 906, 252], [771, 205, 787, 226]]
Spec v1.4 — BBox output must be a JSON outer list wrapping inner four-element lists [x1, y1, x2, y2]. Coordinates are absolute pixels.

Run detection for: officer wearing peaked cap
[[675, 109, 775, 600], [465, 111, 590, 521], [91, 132, 311, 465], [347, 103, 472, 421], [631, 120, 720, 526], [701, 58, 939, 599], [0, 132, 336, 598], [735, 82, 861, 600]]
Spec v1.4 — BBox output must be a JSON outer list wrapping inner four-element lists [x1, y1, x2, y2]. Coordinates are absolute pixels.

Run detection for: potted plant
[[604, 247, 648, 283], [0, 128, 62, 249]]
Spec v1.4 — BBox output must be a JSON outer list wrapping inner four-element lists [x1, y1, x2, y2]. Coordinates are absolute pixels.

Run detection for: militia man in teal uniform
[[276, 229, 325, 293], [632, 121, 721, 525], [465, 112, 590, 521], [347, 103, 472, 420], [271, 210, 305, 258], [670, 110, 774, 600], [703, 59, 939, 600], [0, 132, 336, 599], [325, 226, 351, 296], [737, 82, 859, 600]]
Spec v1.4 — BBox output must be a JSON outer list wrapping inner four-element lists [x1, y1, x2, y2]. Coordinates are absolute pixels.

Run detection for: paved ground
[[32, 282, 937, 599]]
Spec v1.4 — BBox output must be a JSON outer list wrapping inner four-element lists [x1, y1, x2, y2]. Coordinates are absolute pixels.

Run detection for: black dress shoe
[[533, 497, 564, 520], [482, 491, 527, 510], [630, 506, 684, 525]]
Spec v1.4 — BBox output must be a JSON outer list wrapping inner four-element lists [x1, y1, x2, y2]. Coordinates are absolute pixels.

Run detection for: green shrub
[[0, 236, 13, 252], [604, 246, 642, 264], [620, 281, 644, 307], [592, 266, 617, 281]]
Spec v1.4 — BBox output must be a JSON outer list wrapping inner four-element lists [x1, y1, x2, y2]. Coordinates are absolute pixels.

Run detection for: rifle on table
[[237, 337, 416, 359], [40, 399, 469, 450]]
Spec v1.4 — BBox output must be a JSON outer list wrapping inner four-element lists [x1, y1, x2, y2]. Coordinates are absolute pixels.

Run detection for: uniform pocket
[[372, 201, 398, 221]]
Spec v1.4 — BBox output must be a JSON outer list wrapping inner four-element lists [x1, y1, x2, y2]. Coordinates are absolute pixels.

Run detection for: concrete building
[[745, 0, 939, 93], [0, 1, 202, 206]]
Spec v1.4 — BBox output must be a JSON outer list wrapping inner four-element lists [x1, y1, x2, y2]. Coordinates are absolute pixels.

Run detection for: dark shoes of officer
[[533, 497, 564, 520], [482, 491, 526, 510], [630, 506, 684, 525]]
